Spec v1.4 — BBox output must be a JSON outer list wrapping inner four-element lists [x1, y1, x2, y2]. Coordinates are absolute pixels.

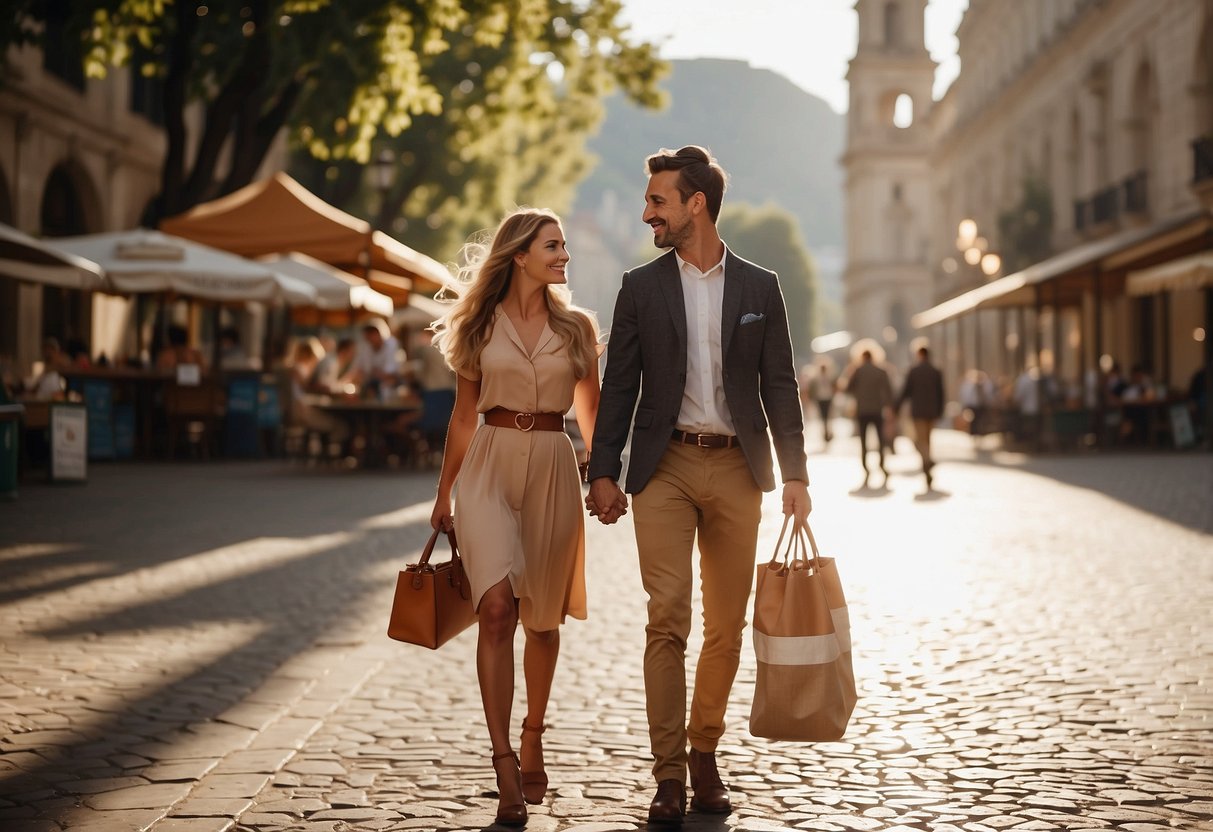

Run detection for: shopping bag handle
[[411, 522, 462, 590], [768, 514, 823, 573]]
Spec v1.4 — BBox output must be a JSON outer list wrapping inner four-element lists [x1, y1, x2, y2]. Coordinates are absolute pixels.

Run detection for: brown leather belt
[[484, 407, 565, 432], [672, 429, 739, 449]]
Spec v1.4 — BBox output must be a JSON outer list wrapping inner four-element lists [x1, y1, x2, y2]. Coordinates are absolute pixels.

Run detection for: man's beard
[[653, 215, 692, 249]]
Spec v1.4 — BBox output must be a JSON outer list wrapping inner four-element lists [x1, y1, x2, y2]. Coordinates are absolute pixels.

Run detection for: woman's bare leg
[[477, 579, 522, 806]]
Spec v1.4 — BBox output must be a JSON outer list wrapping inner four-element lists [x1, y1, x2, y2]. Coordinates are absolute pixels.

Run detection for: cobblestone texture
[[1, 428, 1210, 832]]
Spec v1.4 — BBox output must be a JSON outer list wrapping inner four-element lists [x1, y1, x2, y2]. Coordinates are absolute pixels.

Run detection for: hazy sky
[[616, 0, 969, 114]]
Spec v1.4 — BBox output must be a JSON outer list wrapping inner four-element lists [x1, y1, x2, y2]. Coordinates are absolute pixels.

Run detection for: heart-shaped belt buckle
[[514, 412, 536, 432]]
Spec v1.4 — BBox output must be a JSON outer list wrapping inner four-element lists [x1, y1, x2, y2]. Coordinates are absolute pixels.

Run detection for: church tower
[[842, 0, 936, 364]]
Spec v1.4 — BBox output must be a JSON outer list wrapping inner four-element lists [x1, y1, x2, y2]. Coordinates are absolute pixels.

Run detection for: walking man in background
[[896, 344, 945, 490], [844, 348, 893, 488], [586, 145, 811, 824]]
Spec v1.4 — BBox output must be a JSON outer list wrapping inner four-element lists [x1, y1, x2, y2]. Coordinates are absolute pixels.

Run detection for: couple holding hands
[[428, 145, 811, 826]]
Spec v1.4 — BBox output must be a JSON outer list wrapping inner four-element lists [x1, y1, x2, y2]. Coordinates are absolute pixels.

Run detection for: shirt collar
[[675, 244, 728, 279]]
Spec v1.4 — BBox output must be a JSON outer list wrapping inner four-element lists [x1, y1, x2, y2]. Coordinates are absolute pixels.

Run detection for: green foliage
[[997, 177, 1054, 274], [718, 203, 820, 361], [292, 0, 667, 259], [4, 0, 665, 233]]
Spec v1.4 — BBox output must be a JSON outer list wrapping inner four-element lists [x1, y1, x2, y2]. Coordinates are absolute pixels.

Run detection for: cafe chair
[[163, 383, 225, 459], [406, 388, 456, 469]]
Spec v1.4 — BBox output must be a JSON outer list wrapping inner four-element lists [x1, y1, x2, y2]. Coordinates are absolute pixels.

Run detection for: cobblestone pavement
[[1, 428, 1210, 832]]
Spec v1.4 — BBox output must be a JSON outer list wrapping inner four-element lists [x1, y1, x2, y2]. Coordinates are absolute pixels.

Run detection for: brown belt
[[484, 407, 565, 432], [671, 429, 739, 449]]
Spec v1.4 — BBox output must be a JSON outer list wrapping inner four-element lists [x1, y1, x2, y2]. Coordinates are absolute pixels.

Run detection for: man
[[586, 146, 811, 824], [844, 349, 893, 488], [896, 345, 944, 490], [344, 319, 401, 396]]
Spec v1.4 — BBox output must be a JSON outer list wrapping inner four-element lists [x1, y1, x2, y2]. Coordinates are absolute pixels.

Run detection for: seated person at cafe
[[289, 338, 350, 446], [1187, 363, 1208, 439], [312, 337, 357, 395], [405, 327, 456, 395], [156, 325, 208, 373], [219, 326, 259, 371], [21, 338, 68, 400], [343, 319, 400, 397]]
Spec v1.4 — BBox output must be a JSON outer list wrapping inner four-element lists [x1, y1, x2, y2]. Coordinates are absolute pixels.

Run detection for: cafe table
[[310, 394, 421, 467]]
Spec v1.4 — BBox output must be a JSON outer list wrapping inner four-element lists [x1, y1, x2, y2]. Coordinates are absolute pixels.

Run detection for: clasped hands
[[585, 477, 629, 525], [586, 478, 813, 528]]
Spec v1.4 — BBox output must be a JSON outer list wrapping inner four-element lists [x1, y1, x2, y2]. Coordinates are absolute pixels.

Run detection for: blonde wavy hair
[[431, 208, 599, 380]]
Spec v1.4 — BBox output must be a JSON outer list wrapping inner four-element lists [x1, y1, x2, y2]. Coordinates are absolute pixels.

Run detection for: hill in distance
[[575, 58, 846, 252]]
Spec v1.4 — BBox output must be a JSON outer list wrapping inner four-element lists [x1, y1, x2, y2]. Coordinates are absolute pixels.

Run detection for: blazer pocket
[[751, 412, 768, 430], [635, 408, 655, 429]]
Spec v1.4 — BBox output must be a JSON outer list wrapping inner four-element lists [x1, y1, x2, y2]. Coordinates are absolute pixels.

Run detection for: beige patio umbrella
[[52, 229, 310, 303], [258, 252, 393, 318], [0, 221, 106, 290], [160, 172, 452, 294]]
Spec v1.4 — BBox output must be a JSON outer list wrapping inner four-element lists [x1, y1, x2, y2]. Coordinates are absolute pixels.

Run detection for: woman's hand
[[431, 495, 454, 532]]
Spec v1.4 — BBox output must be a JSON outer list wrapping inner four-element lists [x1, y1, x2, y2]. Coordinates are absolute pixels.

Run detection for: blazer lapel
[[721, 251, 743, 359], [655, 251, 687, 346]]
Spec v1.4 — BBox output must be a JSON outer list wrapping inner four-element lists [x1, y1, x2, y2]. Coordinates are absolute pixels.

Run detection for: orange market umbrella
[[160, 172, 451, 294]]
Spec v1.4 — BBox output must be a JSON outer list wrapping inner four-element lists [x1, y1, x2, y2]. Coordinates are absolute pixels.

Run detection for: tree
[[293, 1, 666, 259], [718, 203, 820, 362], [3, 1, 664, 234]]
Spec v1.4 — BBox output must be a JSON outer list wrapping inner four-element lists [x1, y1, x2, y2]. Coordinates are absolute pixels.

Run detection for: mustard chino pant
[[631, 440, 763, 783]]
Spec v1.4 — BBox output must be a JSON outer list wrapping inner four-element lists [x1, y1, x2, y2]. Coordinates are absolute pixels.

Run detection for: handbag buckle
[[514, 412, 536, 432]]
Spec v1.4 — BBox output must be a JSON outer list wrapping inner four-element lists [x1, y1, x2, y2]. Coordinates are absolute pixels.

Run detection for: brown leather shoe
[[688, 748, 731, 814], [647, 778, 686, 825]]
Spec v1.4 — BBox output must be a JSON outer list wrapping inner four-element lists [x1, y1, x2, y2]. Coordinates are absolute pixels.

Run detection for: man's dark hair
[[645, 145, 728, 222], [918, 346, 930, 358]]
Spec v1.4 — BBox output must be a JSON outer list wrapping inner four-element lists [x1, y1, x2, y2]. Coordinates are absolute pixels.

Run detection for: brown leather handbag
[[387, 524, 477, 649]]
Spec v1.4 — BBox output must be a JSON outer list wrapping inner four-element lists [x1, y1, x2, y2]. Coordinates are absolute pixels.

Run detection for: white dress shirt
[[675, 246, 735, 436]]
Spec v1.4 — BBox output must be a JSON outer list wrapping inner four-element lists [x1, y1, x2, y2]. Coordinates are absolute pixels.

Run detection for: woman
[[430, 208, 600, 827]]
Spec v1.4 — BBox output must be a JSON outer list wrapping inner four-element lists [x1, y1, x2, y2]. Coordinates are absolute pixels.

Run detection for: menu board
[[51, 404, 87, 482]]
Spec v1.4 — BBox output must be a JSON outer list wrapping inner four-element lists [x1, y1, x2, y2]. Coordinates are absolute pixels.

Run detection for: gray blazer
[[588, 249, 808, 494]]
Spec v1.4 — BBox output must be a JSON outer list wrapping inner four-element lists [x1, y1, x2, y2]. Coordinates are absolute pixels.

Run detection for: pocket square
[[740, 312, 766, 325]]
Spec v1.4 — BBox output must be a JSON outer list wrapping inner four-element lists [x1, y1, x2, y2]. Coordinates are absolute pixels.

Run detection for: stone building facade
[[0, 38, 286, 377], [846, 0, 1213, 406]]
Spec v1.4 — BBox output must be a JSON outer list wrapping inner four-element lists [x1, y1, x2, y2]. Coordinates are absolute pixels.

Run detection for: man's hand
[[782, 479, 812, 529], [586, 477, 629, 525]]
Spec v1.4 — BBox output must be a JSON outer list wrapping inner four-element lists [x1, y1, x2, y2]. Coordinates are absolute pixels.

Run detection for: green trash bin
[[0, 403, 22, 500]]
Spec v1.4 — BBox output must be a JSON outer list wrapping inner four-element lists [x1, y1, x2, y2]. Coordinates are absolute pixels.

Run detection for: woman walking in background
[[429, 208, 601, 827]]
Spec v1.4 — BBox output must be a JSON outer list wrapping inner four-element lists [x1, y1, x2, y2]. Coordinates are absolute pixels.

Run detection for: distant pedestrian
[[843, 346, 893, 488], [896, 346, 945, 490], [429, 208, 602, 827], [804, 359, 837, 444]]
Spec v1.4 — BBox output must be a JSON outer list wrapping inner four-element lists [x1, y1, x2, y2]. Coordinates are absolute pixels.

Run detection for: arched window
[[884, 2, 901, 47], [39, 165, 92, 347], [41, 166, 88, 238], [1068, 108, 1084, 226], [0, 166, 14, 359], [1130, 62, 1157, 170], [1194, 15, 1213, 136], [893, 93, 914, 128]]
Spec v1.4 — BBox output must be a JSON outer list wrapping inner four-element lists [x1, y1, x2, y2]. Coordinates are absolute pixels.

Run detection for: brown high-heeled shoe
[[491, 750, 527, 827], [519, 720, 549, 805]]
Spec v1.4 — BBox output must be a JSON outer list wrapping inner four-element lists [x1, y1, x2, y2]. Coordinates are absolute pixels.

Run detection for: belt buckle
[[696, 433, 710, 447], [514, 412, 535, 432]]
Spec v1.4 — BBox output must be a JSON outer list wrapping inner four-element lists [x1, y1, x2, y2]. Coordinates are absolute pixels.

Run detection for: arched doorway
[[39, 163, 97, 350], [0, 166, 15, 361]]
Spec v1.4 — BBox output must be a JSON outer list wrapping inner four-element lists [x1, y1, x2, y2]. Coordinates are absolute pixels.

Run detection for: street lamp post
[[366, 149, 396, 282]]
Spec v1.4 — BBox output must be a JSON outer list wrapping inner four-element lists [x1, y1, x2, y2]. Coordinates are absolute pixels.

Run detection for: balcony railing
[[1194, 136, 1213, 186], [1122, 170, 1148, 216], [1091, 185, 1120, 225]]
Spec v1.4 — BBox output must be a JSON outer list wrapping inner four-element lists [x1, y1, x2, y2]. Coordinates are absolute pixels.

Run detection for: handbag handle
[[767, 515, 823, 573], [411, 523, 462, 590]]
